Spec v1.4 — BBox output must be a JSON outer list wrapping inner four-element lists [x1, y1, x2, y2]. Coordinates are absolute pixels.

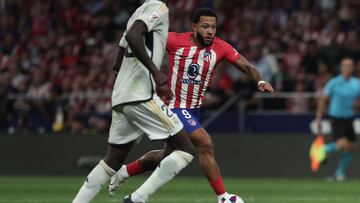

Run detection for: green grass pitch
[[0, 176, 360, 203]]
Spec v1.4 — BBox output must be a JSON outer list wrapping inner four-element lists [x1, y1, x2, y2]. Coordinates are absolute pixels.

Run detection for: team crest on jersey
[[187, 63, 200, 79], [187, 118, 197, 126], [203, 50, 212, 62]]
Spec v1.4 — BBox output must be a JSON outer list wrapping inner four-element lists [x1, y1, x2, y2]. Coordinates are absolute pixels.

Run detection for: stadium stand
[[0, 0, 359, 134]]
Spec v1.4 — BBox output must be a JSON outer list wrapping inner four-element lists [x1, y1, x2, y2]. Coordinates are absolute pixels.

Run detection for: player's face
[[340, 58, 354, 78], [193, 16, 217, 47]]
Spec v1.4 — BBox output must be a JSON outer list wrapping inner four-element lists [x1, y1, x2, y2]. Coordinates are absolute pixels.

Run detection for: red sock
[[209, 176, 226, 196], [126, 160, 143, 177]]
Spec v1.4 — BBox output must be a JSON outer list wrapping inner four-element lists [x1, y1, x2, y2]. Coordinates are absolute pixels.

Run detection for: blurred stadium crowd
[[0, 0, 359, 134]]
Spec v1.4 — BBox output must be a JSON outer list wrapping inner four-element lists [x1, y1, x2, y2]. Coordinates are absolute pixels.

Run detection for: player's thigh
[[332, 119, 356, 142], [108, 110, 143, 145], [122, 95, 183, 141], [165, 128, 195, 155]]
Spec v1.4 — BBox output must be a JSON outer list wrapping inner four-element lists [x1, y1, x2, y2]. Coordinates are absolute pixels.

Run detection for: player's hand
[[258, 82, 273, 93], [154, 72, 173, 101]]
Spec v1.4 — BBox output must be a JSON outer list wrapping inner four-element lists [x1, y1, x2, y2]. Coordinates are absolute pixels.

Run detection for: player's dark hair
[[192, 8, 217, 23]]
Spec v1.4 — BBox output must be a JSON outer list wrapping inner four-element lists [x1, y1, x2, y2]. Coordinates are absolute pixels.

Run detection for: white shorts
[[108, 94, 184, 145]]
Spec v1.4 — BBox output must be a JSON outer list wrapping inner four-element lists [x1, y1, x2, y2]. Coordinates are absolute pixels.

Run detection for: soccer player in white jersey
[[72, 1, 195, 203], [109, 8, 273, 203]]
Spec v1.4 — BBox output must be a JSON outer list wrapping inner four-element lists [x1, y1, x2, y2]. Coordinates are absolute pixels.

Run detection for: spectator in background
[[287, 80, 309, 113], [249, 45, 273, 84], [301, 40, 322, 76], [0, 0, 360, 134], [0, 69, 12, 131]]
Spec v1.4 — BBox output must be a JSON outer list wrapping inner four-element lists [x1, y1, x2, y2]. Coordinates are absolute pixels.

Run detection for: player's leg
[[112, 108, 201, 183], [324, 119, 344, 155], [73, 110, 140, 203], [330, 119, 357, 180], [122, 96, 195, 202], [126, 107, 229, 200], [190, 127, 229, 200], [73, 143, 133, 203], [333, 139, 357, 179], [171, 108, 229, 199], [109, 145, 173, 196], [115, 144, 172, 178]]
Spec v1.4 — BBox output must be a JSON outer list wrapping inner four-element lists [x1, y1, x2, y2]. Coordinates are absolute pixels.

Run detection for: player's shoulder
[[167, 32, 191, 50], [351, 76, 360, 81], [211, 36, 237, 56], [212, 36, 233, 50], [328, 75, 341, 85], [144, 0, 167, 7], [142, 0, 168, 14], [350, 77, 360, 84]]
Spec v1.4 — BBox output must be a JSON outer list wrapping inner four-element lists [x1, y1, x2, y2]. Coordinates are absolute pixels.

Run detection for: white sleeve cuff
[[258, 80, 266, 86]]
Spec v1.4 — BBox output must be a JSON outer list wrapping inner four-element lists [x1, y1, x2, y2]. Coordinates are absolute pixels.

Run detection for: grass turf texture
[[0, 176, 360, 203]]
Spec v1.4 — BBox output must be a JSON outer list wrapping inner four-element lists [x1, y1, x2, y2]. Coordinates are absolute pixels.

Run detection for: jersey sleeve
[[221, 40, 241, 63], [135, 2, 168, 32], [357, 80, 360, 97], [118, 31, 127, 48], [323, 79, 335, 96], [166, 32, 176, 52]]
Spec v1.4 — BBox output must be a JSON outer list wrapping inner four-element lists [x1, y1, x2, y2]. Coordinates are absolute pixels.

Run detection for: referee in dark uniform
[[315, 58, 360, 181]]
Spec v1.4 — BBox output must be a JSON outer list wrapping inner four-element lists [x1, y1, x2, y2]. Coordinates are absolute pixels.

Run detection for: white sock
[[117, 165, 130, 179], [131, 150, 193, 202], [73, 160, 115, 203]]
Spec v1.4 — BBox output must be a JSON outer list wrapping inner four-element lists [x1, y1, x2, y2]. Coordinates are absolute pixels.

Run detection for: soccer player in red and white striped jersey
[[110, 8, 273, 203], [166, 30, 241, 109]]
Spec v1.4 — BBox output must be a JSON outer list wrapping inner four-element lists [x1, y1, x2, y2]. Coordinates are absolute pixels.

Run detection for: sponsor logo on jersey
[[179, 79, 204, 85], [180, 63, 203, 85], [147, 12, 159, 23], [187, 63, 199, 79]]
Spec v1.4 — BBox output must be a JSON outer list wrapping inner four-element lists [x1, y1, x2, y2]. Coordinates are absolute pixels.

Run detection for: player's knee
[[181, 144, 196, 157], [337, 138, 350, 151], [103, 157, 122, 171], [139, 150, 164, 170], [349, 143, 357, 152], [197, 139, 214, 155]]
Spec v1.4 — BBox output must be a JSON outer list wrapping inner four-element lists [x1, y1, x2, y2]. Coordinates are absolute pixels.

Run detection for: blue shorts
[[171, 108, 202, 134]]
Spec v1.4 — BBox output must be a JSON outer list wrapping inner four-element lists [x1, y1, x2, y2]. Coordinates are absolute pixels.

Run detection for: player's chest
[[333, 82, 359, 98], [174, 46, 217, 64]]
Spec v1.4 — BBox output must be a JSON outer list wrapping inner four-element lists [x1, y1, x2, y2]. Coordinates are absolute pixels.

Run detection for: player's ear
[[191, 23, 197, 32]]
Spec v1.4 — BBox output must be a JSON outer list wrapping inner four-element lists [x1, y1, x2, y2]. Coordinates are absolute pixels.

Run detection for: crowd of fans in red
[[0, 0, 359, 134]]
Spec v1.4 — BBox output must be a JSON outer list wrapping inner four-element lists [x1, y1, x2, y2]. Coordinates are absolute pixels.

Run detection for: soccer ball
[[220, 194, 244, 203]]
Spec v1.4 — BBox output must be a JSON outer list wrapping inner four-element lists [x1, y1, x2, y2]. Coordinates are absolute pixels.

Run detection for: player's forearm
[[235, 57, 262, 82], [243, 64, 262, 82], [112, 47, 125, 74], [316, 96, 327, 121]]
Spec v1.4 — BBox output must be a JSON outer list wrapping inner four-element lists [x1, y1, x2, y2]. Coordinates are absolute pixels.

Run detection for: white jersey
[[112, 0, 169, 107]]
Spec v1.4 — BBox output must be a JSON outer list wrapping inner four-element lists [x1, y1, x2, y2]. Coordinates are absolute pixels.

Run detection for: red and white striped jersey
[[166, 32, 241, 109]]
